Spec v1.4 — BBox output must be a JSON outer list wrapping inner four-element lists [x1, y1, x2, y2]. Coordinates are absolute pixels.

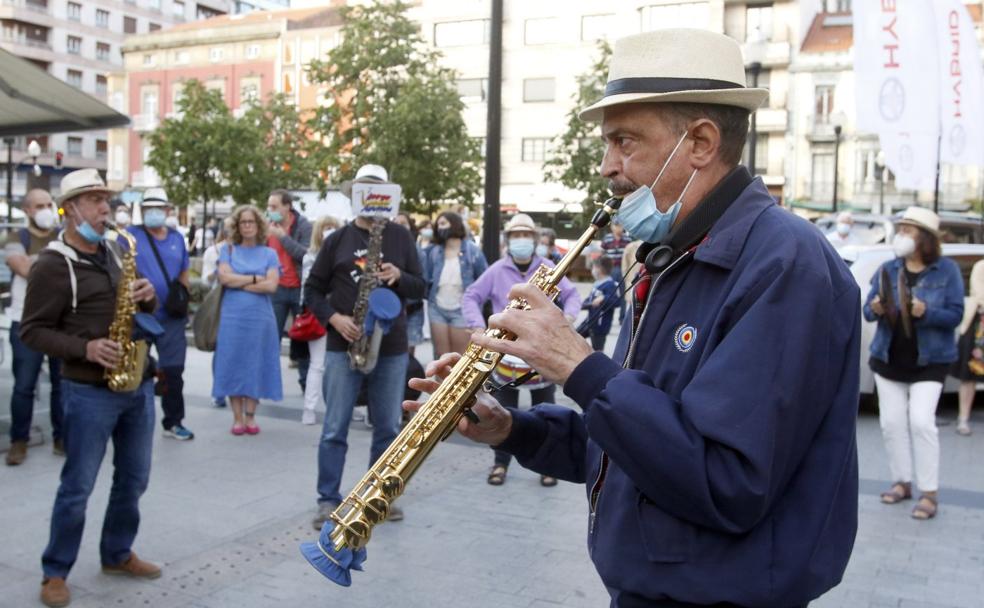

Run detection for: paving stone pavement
[[2, 315, 983, 607]]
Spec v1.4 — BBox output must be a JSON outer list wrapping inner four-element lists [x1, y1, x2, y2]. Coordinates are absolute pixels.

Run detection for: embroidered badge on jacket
[[674, 324, 697, 352]]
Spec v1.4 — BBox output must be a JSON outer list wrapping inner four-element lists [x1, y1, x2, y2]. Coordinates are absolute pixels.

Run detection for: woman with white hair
[[951, 259, 984, 435]]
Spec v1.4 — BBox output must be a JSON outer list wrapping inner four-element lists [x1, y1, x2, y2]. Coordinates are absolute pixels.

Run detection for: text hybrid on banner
[[933, 0, 984, 167]]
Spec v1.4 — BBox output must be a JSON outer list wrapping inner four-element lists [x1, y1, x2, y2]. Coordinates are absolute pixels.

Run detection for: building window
[[811, 151, 835, 204], [96, 74, 107, 95], [141, 87, 159, 116], [814, 84, 835, 124], [66, 69, 82, 88], [124, 16, 137, 34], [147, 0, 160, 10], [746, 3, 773, 42], [172, 0, 184, 18], [197, 5, 222, 19], [96, 9, 109, 28], [521, 138, 551, 162], [67, 137, 83, 156], [581, 14, 614, 41], [523, 77, 556, 103], [434, 20, 490, 47], [96, 139, 107, 159], [66, 35, 81, 55], [245, 44, 260, 59], [209, 47, 224, 62], [173, 50, 189, 64], [66, 2, 81, 21], [456, 78, 487, 102], [240, 78, 260, 105], [149, 22, 161, 32], [822, 0, 851, 12], [743, 133, 768, 174], [143, 53, 155, 66], [96, 42, 111, 61], [640, 2, 710, 31], [524, 17, 561, 45], [745, 67, 771, 89], [205, 79, 225, 97]]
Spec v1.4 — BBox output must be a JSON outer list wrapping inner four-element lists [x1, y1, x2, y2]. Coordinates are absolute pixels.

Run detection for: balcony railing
[[133, 113, 160, 132], [1, 0, 49, 13], [0, 33, 51, 49]]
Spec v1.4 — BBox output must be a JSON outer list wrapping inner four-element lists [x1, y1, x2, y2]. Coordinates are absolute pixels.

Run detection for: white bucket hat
[[504, 213, 537, 234], [141, 187, 170, 208], [896, 206, 941, 236], [579, 29, 769, 122], [56, 169, 114, 205]]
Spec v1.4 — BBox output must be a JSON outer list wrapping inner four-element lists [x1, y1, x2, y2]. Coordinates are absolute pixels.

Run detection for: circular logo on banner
[[950, 125, 967, 159], [879, 78, 905, 123], [674, 324, 697, 353]]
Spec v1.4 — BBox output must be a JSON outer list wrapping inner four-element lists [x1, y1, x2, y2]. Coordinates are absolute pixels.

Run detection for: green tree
[[307, 0, 481, 215], [239, 93, 320, 195], [146, 80, 237, 220], [543, 41, 612, 222]]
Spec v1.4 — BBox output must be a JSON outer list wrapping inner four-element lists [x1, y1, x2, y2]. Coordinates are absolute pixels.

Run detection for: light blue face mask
[[268, 210, 283, 223], [508, 237, 535, 260], [143, 208, 167, 228], [72, 207, 105, 243], [617, 132, 699, 244]]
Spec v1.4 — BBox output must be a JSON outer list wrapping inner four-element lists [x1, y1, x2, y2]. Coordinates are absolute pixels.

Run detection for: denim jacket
[[863, 256, 964, 366], [422, 239, 488, 309]]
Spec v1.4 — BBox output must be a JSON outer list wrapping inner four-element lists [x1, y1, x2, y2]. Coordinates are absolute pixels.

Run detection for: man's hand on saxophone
[[328, 313, 362, 343], [86, 338, 121, 369], [131, 278, 155, 303], [472, 283, 593, 386]]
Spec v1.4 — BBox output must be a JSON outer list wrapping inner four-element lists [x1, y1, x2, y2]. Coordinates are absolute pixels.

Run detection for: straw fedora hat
[[504, 213, 537, 234], [140, 187, 170, 207], [579, 29, 769, 122], [896, 206, 941, 236], [56, 168, 115, 205]]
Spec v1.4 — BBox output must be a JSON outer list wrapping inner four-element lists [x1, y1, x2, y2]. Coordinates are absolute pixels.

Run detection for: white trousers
[[303, 335, 327, 414], [874, 374, 941, 492]]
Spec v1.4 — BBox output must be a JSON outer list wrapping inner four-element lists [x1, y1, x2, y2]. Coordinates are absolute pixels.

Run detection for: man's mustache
[[608, 179, 640, 197]]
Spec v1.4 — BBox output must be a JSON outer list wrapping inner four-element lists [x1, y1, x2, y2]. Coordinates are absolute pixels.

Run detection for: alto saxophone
[[348, 218, 387, 374], [104, 223, 149, 392], [303, 197, 622, 584]]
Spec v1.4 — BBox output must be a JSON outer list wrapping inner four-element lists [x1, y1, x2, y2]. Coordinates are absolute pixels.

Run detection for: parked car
[[840, 243, 984, 397], [817, 211, 984, 246]]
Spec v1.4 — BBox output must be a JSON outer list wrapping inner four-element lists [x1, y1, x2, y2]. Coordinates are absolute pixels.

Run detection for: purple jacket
[[462, 254, 581, 328]]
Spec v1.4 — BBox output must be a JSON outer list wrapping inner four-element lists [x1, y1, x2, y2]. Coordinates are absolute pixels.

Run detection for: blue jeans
[[42, 380, 155, 578], [317, 351, 408, 504], [8, 321, 63, 442], [272, 285, 309, 391], [152, 315, 186, 430]]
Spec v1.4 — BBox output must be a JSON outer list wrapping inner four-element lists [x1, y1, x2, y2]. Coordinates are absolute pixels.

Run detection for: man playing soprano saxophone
[[407, 30, 860, 608], [20, 169, 161, 607]]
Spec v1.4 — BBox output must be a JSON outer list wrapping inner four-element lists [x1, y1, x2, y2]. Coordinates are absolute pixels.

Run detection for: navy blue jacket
[[863, 256, 963, 366], [498, 178, 860, 607], [580, 277, 619, 336]]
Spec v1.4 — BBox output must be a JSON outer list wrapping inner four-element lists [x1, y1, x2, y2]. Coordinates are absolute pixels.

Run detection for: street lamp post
[[875, 151, 886, 215], [832, 123, 842, 213]]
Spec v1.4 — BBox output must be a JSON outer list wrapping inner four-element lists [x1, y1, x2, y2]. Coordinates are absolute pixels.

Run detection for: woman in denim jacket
[[422, 211, 488, 358], [863, 207, 964, 520]]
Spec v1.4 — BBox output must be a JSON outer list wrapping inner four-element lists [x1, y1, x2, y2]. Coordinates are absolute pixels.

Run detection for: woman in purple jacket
[[461, 213, 581, 487]]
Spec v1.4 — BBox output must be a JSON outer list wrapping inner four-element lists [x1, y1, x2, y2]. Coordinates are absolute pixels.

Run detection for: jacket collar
[[692, 177, 775, 270]]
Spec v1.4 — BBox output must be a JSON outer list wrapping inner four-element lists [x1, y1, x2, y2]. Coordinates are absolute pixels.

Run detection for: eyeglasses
[[239, 219, 257, 226]]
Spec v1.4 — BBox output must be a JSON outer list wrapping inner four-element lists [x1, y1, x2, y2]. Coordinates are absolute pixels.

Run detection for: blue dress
[[212, 244, 283, 401]]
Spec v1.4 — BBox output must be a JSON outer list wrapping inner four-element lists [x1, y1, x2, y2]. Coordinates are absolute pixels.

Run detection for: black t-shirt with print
[[304, 220, 425, 355]]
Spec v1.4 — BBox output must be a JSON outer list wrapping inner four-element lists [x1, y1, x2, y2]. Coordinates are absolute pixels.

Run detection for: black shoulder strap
[[141, 226, 172, 282], [18, 227, 30, 251]]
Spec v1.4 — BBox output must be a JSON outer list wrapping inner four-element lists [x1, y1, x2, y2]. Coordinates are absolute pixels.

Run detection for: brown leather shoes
[[101, 552, 162, 579], [40, 577, 70, 607], [5, 440, 27, 466]]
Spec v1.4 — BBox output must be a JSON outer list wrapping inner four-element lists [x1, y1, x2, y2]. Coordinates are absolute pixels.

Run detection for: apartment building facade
[[0, 0, 288, 201]]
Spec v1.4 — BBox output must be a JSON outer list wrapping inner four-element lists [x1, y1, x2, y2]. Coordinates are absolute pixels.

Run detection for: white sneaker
[[302, 410, 317, 425]]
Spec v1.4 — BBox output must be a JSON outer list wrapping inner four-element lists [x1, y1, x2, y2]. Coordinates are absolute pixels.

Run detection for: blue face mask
[[72, 208, 105, 243], [144, 208, 167, 228], [268, 210, 283, 223], [616, 132, 699, 244], [508, 237, 535, 260]]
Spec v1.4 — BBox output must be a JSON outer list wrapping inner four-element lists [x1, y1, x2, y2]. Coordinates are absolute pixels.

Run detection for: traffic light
[[55, 151, 63, 168]]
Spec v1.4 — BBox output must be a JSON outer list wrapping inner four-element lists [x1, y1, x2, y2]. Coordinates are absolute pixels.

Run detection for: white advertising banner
[[933, 0, 984, 166], [854, 0, 940, 190]]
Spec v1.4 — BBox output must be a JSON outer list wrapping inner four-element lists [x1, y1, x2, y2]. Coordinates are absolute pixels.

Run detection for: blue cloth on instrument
[[133, 312, 164, 340], [299, 522, 366, 587], [364, 288, 401, 336]]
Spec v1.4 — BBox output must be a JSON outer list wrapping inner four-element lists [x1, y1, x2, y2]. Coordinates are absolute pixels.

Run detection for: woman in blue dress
[[214, 205, 283, 435]]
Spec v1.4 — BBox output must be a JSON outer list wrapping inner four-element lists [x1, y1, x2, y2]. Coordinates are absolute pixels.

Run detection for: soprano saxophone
[[311, 197, 622, 567], [103, 223, 149, 392]]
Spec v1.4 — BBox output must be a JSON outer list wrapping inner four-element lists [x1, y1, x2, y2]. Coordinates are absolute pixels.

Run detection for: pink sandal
[[245, 424, 260, 435], [231, 423, 245, 436]]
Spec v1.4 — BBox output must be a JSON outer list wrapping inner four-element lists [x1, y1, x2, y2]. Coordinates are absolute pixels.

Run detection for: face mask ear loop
[[677, 168, 700, 205], [649, 132, 690, 190]]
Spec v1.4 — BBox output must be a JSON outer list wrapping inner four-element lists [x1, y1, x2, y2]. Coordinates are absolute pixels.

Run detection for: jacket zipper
[[588, 251, 694, 537]]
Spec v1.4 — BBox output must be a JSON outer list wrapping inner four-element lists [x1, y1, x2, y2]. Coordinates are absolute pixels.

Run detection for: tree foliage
[[306, 0, 481, 215], [543, 41, 612, 220]]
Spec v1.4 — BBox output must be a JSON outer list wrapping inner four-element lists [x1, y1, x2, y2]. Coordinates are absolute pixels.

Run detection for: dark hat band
[[605, 76, 743, 97]]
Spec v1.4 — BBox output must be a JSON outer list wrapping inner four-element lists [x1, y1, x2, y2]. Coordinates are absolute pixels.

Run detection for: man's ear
[[687, 118, 721, 169]]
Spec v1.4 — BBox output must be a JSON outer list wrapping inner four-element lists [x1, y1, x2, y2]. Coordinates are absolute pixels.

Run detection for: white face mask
[[115, 210, 131, 226], [33, 207, 57, 230], [323, 228, 335, 241], [892, 234, 916, 258], [835, 222, 851, 236]]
